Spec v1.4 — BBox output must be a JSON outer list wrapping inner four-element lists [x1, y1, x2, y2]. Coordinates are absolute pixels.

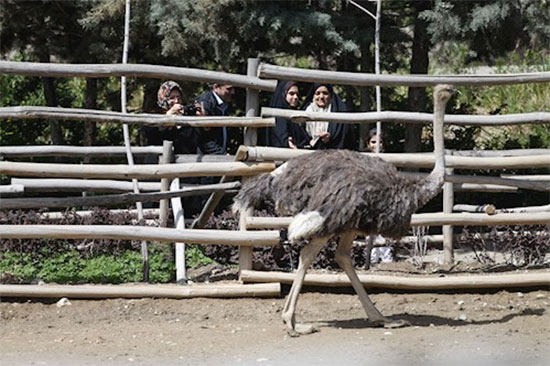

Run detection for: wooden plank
[[170, 178, 187, 284], [244, 212, 550, 230], [261, 107, 550, 126], [159, 141, 173, 227], [258, 63, 550, 87], [11, 178, 162, 193], [0, 184, 24, 196], [244, 146, 550, 170], [0, 160, 275, 179], [0, 225, 281, 247], [0, 283, 281, 299], [0, 182, 241, 210], [0, 61, 277, 91], [240, 270, 550, 290], [0, 145, 163, 157], [0, 106, 276, 128]]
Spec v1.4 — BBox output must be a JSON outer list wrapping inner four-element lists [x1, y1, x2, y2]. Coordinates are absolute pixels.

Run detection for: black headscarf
[[293, 83, 355, 150], [264, 80, 299, 147]]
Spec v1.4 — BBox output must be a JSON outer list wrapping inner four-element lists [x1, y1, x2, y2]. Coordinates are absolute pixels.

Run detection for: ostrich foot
[[370, 317, 410, 329], [287, 323, 318, 337]]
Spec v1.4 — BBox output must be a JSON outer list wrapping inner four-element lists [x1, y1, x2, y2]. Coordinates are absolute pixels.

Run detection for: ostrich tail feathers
[[288, 211, 325, 242], [232, 173, 274, 215]]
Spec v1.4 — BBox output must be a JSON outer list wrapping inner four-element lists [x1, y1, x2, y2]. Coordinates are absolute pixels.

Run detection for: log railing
[[258, 63, 550, 86], [261, 107, 550, 126], [0, 61, 277, 91], [2, 59, 549, 284]]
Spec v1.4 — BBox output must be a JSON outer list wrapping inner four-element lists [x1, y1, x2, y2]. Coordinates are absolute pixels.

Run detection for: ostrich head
[[417, 84, 455, 208]]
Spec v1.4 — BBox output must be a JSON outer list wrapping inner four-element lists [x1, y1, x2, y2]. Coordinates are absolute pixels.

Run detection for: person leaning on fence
[[294, 83, 355, 150], [366, 127, 385, 153], [154, 80, 201, 154], [194, 83, 235, 155], [264, 80, 301, 148]]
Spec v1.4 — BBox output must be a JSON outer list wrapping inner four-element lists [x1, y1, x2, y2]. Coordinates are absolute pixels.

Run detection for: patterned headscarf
[[157, 81, 182, 110]]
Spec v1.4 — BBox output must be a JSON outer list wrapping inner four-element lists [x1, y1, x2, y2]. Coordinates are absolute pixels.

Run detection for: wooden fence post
[[159, 140, 173, 227], [443, 165, 454, 265], [239, 58, 261, 272], [238, 206, 254, 273], [244, 58, 260, 146]]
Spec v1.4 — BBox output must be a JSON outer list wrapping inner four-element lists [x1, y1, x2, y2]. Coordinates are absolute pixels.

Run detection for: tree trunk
[[405, 3, 430, 153], [38, 47, 63, 145], [83, 78, 98, 164], [140, 79, 160, 146]]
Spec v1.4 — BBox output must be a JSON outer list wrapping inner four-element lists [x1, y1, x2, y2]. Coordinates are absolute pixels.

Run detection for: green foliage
[[79, 252, 142, 283], [0, 252, 37, 281], [0, 248, 177, 284], [38, 251, 84, 283], [185, 245, 215, 269]]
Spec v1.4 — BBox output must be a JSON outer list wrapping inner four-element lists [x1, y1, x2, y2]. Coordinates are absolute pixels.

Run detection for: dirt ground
[[1, 263, 549, 366]]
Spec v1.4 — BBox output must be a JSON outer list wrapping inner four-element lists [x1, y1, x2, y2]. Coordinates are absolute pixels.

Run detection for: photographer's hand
[[166, 103, 183, 116]]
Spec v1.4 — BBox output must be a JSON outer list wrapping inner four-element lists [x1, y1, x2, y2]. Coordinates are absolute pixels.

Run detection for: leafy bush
[[0, 248, 176, 284]]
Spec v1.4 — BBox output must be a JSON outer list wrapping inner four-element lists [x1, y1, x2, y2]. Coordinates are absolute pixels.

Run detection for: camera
[[182, 105, 199, 115]]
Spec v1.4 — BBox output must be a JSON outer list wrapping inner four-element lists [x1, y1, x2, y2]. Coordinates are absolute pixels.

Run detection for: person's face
[[214, 84, 235, 102], [167, 89, 182, 108], [285, 86, 299, 108], [313, 86, 331, 108], [368, 135, 384, 152]]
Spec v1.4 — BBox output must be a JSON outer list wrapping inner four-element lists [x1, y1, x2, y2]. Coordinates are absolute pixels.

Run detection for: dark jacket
[[294, 83, 355, 150], [194, 90, 231, 155], [266, 81, 299, 148]]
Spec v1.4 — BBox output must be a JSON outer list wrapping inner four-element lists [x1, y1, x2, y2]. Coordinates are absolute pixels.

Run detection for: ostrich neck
[[418, 97, 446, 208]]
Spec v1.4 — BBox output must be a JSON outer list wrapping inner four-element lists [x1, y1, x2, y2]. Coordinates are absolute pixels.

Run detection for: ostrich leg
[[282, 235, 329, 336], [335, 232, 409, 328]]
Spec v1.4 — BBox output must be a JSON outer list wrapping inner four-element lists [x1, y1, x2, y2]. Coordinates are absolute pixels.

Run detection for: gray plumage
[[234, 150, 434, 240]]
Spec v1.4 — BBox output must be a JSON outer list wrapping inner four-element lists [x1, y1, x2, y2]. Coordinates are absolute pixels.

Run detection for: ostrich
[[233, 84, 455, 336]]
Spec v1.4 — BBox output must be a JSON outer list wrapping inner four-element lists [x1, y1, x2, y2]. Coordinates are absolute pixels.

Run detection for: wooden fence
[[1, 59, 549, 290]]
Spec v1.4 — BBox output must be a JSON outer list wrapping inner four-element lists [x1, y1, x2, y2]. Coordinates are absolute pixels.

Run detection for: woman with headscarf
[[265, 80, 301, 148], [151, 80, 199, 154], [296, 83, 355, 150]]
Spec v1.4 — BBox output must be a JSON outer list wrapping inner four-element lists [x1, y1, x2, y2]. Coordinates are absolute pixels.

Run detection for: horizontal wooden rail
[[11, 178, 162, 192], [0, 145, 163, 158], [0, 106, 275, 128], [0, 182, 240, 210], [245, 212, 550, 230], [455, 149, 550, 157], [175, 154, 236, 163], [497, 204, 550, 214], [401, 172, 550, 192], [0, 283, 281, 299], [245, 146, 550, 169], [0, 160, 275, 179], [0, 225, 281, 246], [39, 208, 161, 220], [240, 270, 550, 290], [0, 184, 24, 196], [261, 107, 550, 126], [0, 61, 277, 91], [258, 63, 550, 87], [453, 183, 516, 193]]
